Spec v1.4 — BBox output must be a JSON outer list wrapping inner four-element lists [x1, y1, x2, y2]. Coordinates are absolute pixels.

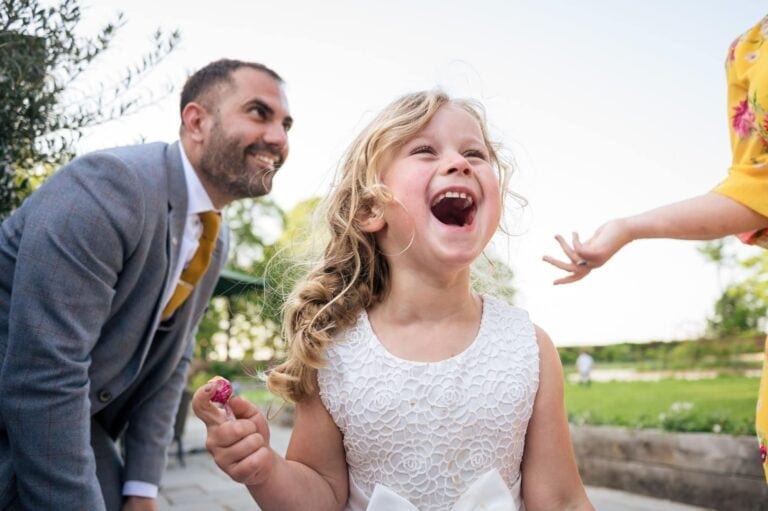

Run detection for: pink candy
[[211, 378, 233, 405], [209, 377, 235, 421]]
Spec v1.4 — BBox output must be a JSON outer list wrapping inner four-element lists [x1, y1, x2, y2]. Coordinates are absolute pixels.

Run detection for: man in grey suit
[[0, 58, 293, 511]]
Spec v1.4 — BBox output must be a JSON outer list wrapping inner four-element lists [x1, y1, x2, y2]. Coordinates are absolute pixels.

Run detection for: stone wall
[[571, 425, 768, 511]]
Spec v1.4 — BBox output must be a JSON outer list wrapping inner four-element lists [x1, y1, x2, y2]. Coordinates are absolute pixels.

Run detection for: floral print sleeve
[[713, 16, 768, 226]]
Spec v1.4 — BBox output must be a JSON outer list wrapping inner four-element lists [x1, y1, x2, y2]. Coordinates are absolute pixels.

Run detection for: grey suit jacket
[[0, 142, 227, 510]]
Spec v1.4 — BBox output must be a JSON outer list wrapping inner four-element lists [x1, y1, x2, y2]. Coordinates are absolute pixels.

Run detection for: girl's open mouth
[[430, 191, 477, 227]]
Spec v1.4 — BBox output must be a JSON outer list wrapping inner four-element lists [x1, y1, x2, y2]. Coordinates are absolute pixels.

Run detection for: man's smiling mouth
[[249, 153, 278, 171]]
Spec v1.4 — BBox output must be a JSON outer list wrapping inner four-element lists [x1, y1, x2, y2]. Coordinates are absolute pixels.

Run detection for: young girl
[[193, 90, 594, 510]]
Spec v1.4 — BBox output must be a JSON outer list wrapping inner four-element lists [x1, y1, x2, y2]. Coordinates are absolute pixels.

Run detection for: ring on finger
[[576, 259, 588, 267]]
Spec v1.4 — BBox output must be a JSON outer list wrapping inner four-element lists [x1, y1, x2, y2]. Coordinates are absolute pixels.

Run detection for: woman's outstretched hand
[[543, 219, 632, 284], [192, 382, 275, 487]]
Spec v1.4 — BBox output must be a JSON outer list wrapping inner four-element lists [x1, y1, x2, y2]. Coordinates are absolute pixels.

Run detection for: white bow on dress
[[365, 469, 521, 511]]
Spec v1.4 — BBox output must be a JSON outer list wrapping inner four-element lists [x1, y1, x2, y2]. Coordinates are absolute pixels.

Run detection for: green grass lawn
[[241, 387, 281, 406], [565, 376, 760, 436], [239, 387, 295, 424]]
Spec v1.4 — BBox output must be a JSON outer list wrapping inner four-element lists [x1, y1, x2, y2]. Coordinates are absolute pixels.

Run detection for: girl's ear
[[355, 204, 387, 233], [357, 207, 386, 233], [356, 185, 390, 232]]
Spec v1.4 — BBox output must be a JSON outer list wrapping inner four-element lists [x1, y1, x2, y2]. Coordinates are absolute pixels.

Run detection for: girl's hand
[[192, 384, 275, 487], [543, 219, 632, 284]]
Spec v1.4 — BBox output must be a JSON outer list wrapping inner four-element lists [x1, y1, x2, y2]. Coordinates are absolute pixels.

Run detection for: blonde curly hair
[[267, 90, 511, 402]]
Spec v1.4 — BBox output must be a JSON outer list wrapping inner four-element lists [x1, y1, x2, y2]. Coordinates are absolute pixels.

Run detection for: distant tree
[[226, 196, 287, 277], [259, 197, 321, 328], [697, 239, 736, 291], [194, 197, 313, 364], [0, 0, 180, 218], [706, 252, 768, 337], [194, 197, 286, 363], [700, 239, 768, 337]]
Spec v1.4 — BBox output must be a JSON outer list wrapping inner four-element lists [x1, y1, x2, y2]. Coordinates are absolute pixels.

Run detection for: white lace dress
[[318, 295, 539, 511]]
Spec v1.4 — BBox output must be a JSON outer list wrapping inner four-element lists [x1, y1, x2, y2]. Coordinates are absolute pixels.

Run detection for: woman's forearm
[[624, 192, 768, 242]]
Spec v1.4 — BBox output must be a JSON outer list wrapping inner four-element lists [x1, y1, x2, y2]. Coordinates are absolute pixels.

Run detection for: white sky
[[74, 1, 767, 346]]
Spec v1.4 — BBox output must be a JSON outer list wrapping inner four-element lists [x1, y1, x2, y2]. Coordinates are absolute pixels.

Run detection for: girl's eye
[[411, 145, 435, 155], [464, 149, 488, 160]]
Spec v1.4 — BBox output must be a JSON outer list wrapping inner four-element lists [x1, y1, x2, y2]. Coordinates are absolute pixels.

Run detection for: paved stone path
[[158, 412, 713, 511], [158, 414, 291, 511]]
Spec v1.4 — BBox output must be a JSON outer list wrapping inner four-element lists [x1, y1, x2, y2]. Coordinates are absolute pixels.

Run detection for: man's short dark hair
[[179, 59, 283, 117]]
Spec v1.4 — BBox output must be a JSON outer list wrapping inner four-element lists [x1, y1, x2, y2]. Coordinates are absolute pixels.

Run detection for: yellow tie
[[162, 211, 221, 320]]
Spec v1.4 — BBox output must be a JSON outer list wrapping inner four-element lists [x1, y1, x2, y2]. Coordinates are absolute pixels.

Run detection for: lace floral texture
[[318, 296, 539, 511]]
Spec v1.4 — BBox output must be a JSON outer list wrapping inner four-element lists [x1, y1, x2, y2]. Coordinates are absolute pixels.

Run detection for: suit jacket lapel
[[155, 141, 188, 326]]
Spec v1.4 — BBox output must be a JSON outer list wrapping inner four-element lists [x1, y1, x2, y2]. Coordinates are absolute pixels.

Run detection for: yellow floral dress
[[712, 14, 768, 482]]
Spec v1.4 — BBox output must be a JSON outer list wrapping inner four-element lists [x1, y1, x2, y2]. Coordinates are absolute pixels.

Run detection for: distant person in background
[[576, 351, 594, 387], [544, 14, 768, 482]]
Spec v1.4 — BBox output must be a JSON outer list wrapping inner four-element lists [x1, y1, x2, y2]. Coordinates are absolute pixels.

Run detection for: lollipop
[[210, 377, 235, 421]]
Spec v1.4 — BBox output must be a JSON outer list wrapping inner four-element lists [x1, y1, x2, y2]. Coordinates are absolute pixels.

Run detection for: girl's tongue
[[431, 196, 477, 227]]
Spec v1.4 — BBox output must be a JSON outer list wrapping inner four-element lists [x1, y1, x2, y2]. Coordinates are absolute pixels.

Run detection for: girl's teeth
[[431, 191, 474, 207]]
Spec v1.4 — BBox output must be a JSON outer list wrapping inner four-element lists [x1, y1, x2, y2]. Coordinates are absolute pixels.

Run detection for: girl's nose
[[443, 153, 472, 176]]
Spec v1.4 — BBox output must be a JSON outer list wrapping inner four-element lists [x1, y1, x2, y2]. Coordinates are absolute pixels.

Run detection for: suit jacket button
[[98, 389, 112, 403]]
